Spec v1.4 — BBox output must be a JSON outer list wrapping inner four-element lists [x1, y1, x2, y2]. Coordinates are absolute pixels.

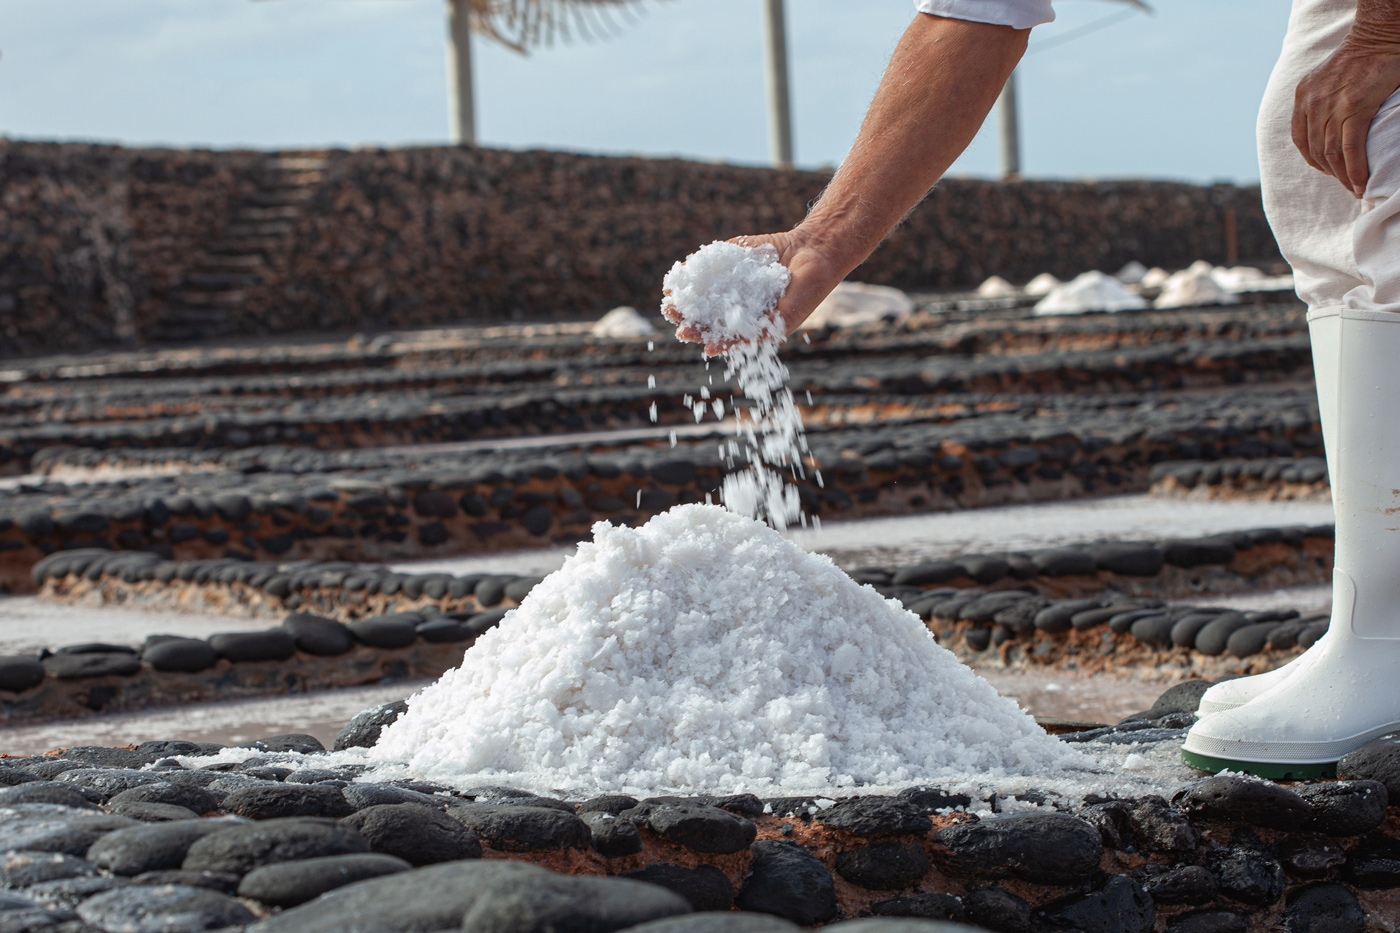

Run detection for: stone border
[[0, 684, 1396, 931], [1151, 457, 1329, 501]]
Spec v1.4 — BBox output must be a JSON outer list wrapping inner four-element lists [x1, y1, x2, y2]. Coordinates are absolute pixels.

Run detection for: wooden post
[[998, 68, 1020, 179], [446, 0, 475, 145], [762, 0, 794, 168], [1223, 207, 1239, 267]]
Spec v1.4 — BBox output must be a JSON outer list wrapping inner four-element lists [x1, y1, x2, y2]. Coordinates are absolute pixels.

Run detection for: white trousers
[[1261, 0, 1400, 313]]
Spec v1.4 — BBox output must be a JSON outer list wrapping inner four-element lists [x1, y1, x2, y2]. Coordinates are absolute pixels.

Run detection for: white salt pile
[[661, 241, 807, 531], [591, 306, 656, 338], [1034, 271, 1148, 316], [802, 281, 914, 329], [1023, 272, 1061, 296], [975, 275, 1018, 298], [1140, 266, 1171, 288], [1154, 266, 1238, 309], [1114, 260, 1148, 285], [370, 505, 1091, 795]]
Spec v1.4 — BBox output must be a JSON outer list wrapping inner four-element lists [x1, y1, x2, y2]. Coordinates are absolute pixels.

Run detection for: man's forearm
[[1351, 0, 1400, 49], [796, 14, 1029, 275]]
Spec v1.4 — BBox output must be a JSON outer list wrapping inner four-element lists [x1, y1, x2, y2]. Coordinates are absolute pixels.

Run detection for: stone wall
[[0, 139, 1282, 357]]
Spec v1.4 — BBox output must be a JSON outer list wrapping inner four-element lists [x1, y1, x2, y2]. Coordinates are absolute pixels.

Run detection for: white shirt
[[915, 0, 1054, 30]]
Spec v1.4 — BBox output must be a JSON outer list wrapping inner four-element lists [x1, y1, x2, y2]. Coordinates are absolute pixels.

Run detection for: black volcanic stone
[[817, 797, 931, 836], [1087, 543, 1164, 577], [834, 841, 929, 890], [963, 886, 1032, 933], [237, 852, 411, 908], [1146, 680, 1213, 717], [182, 817, 370, 875], [1163, 538, 1236, 567], [1278, 836, 1347, 877], [250, 860, 547, 932], [578, 795, 641, 815], [1043, 874, 1154, 933], [0, 765, 39, 788], [1167, 911, 1248, 933], [1226, 622, 1280, 658], [333, 700, 409, 751], [221, 784, 352, 820], [238, 733, 325, 754], [62, 746, 158, 769], [114, 802, 201, 823], [340, 783, 448, 811], [896, 787, 972, 813], [637, 804, 757, 854], [88, 819, 236, 875], [1296, 781, 1388, 836], [1030, 548, 1096, 576], [348, 618, 418, 649], [1174, 776, 1310, 829], [1338, 732, 1400, 798], [892, 562, 961, 586], [135, 740, 225, 759], [76, 884, 255, 931], [143, 638, 218, 673], [868, 892, 964, 921], [208, 630, 295, 662], [1139, 865, 1218, 905], [1035, 598, 1102, 634], [446, 804, 591, 851], [457, 872, 693, 933], [1343, 833, 1400, 886], [933, 813, 1103, 885], [736, 839, 837, 926], [0, 851, 96, 887], [1282, 882, 1366, 933], [131, 869, 241, 894], [0, 783, 99, 811], [41, 651, 140, 679], [1206, 846, 1284, 906], [1193, 612, 1251, 655], [0, 657, 46, 693], [621, 917, 799, 933], [624, 863, 734, 911], [417, 618, 470, 642], [341, 803, 482, 865], [582, 812, 644, 858], [281, 613, 352, 656], [0, 810, 133, 857], [108, 784, 219, 817], [58, 768, 165, 802]]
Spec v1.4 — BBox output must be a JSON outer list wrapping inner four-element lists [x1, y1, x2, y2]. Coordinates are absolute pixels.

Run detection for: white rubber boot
[[1195, 306, 1339, 716], [1184, 308, 1400, 778]]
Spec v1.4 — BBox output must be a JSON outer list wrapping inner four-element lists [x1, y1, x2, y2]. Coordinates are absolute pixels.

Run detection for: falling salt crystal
[[661, 240, 809, 530], [700, 386, 710, 399], [805, 390, 813, 405], [647, 375, 656, 389], [669, 431, 677, 447], [648, 402, 658, 423], [712, 400, 725, 419], [636, 490, 642, 508], [647, 341, 654, 351]]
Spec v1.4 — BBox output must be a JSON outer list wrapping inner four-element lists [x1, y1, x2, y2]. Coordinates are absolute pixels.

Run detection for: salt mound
[[1140, 267, 1171, 288], [803, 282, 914, 329], [371, 505, 1088, 795], [1211, 265, 1266, 292], [1154, 267, 1238, 309], [1034, 271, 1148, 316], [592, 306, 656, 338], [1024, 272, 1061, 296], [1114, 261, 1148, 284], [976, 275, 1018, 298], [661, 241, 790, 348]]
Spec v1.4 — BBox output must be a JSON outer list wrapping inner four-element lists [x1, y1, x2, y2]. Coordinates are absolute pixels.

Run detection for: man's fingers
[[1342, 116, 1371, 196], [1293, 90, 1326, 173], [1310, 107, 1338, 178]]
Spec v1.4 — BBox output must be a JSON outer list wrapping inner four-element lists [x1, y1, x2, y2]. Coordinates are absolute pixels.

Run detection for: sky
[[0, 0, 1288, 183]]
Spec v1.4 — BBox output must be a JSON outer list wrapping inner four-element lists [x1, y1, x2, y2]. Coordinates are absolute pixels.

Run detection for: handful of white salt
[[661, 241, 791, 350]]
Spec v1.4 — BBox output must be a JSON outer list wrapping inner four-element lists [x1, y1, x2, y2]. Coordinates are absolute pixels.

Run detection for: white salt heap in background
[[371, 505, 1091, 795], [661, 241, 807, 530], [591, 306, 656, 338], [1034, 271, 1148, 316]]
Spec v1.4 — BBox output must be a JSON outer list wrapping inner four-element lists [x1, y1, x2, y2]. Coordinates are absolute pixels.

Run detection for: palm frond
[[468, 0, 661, 53]]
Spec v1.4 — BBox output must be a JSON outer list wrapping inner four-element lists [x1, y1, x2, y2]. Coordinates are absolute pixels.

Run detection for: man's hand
[[661, 230, 847, 356], [1293, 5, 1400, 198]]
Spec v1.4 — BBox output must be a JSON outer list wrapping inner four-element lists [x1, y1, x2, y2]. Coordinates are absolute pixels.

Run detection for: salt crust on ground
[[358, 505, 1096, 797]]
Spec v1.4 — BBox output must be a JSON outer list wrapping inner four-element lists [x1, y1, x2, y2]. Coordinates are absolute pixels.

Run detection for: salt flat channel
[[391, 493, 1336, 578]]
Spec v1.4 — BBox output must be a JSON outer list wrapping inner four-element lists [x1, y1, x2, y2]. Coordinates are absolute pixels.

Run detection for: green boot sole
[[1181, 748, 1337, 780]]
